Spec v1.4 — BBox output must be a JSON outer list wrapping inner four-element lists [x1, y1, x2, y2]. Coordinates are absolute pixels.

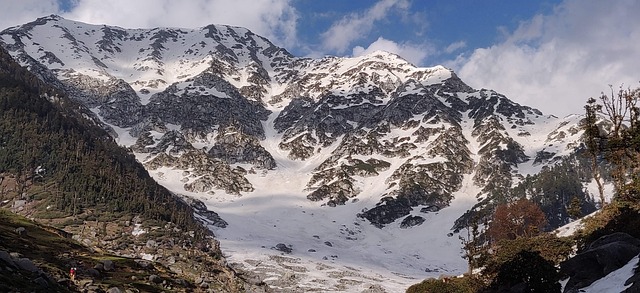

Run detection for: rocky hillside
[[0, 43, 266, 292], [0, 15, 601, 292]]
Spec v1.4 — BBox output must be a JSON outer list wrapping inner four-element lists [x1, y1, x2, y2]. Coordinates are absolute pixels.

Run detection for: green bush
[[486, 250, 560, 293]]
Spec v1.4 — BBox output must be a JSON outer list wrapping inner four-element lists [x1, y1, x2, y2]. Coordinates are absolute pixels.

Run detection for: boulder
[[86, 268, 101, 278], [15, 227, 26, 236], [0, 250, 15, 267], [102, 260, 114, 271], [15, 258, 39, 272], [400, 215, 425, 228], [274, 243, 292, 254], [562, 233, 640, 292], [149, 274, 162, 284], [32, 276, 50, 287], [107, 287, 123, 293]]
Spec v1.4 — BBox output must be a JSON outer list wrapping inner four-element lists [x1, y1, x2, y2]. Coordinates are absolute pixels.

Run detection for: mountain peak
[[0, 16, 589, 292]]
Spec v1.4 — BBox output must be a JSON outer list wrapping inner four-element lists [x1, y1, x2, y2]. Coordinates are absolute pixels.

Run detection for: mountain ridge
[[0, 15, 598, 292]]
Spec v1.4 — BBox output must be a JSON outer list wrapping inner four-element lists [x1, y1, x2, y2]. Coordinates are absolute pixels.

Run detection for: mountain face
[[0, 15, 597, 292]]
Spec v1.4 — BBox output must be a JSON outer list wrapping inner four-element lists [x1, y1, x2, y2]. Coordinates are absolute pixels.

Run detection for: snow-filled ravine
[[141, 111, 484, 292]]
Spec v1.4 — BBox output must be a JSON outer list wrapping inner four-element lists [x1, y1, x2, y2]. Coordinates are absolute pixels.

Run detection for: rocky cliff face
[[0, 15, 592, 230], [0, 15, 602, 292]]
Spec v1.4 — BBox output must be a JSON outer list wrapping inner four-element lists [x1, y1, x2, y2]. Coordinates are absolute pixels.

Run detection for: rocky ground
[[1, 197, 268, 293]]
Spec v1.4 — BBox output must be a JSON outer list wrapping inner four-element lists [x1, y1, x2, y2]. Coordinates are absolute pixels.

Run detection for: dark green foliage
[[567, 196, 583, 219], [511, 156, 597, 229], [406, 276, 485, 293], [486, 250, 561, 293], [0, 46, 209, 239], [577, 202, 640, 252], [484, 234, 573, 273]]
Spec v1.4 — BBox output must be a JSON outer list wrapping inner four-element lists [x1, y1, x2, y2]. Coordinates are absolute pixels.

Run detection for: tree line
[[0, 46, 210, 240]]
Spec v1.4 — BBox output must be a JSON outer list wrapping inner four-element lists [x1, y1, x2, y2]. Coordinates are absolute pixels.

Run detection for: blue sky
[[0, 0, 638, 117], [292, 0, 561, 64]]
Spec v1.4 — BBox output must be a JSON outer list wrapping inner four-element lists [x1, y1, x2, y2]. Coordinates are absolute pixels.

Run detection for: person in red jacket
[[70, 267, 76, 281]]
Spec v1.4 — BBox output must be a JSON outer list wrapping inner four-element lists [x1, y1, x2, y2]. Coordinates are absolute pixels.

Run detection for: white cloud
[[352, 37, 432, 66], [0, 0, 60, 30], [444, 41, 466, 54], [321, 0, 410, 53], [455, 0, 640, 117]]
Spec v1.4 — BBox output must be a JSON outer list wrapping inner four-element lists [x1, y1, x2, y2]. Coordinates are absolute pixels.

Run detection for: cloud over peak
[[455, 0, 640, 116]]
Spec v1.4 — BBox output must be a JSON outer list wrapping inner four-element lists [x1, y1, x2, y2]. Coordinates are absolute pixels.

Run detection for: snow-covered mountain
[[0, 15, 594, 292]]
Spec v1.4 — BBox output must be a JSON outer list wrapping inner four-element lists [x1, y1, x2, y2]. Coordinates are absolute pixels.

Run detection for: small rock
[[274, 243, 292, 254], [135, 260, 151, 268], [87, 268, 101, 278], [78, 279, 93, 287], [149, 274, 162, 284], [308, 249, 316, 253], [107, 287, 123, 293], [146, 240, 157, 248], [102, 260, 114, 271], [324, 241, 333, 247], [15, 227, 27, 236], [174, 278, 188, 287]]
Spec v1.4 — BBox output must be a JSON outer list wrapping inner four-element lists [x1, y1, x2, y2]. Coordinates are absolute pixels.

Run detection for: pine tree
[[567, 196, 583, 219]]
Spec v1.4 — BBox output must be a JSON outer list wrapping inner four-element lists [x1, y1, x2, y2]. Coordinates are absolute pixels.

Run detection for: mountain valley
[[0, 15, 619, 292]]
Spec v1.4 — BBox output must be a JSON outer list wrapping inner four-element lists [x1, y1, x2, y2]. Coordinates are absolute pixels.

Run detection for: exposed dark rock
[[15, 258, 39, 272], [420, 206, 440, 213], [87, 268, 101, 278], [274, 243, 292, 254], [15, 227, 26, 236], [187, 197, 228, 228], [0, 250, 15, 267], [208, 125, 276, 169], [32, 276, 50, 288], [324, 241, 333, 247], [561, 233, 640, 292], [149, 274, 162, 284], [102, 260, 114, 271], [534, 150, 556, 165], [400, 215, 425, 228]]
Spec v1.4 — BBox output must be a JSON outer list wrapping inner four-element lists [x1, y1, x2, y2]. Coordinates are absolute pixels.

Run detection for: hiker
[[70, 267, 76, 281]]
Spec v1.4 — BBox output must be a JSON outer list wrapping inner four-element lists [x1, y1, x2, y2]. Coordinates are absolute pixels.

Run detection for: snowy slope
[[0, 16, 597, 292]]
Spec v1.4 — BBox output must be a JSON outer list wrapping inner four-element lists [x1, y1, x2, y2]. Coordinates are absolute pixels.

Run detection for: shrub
[[486, 250, 561, 293]]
